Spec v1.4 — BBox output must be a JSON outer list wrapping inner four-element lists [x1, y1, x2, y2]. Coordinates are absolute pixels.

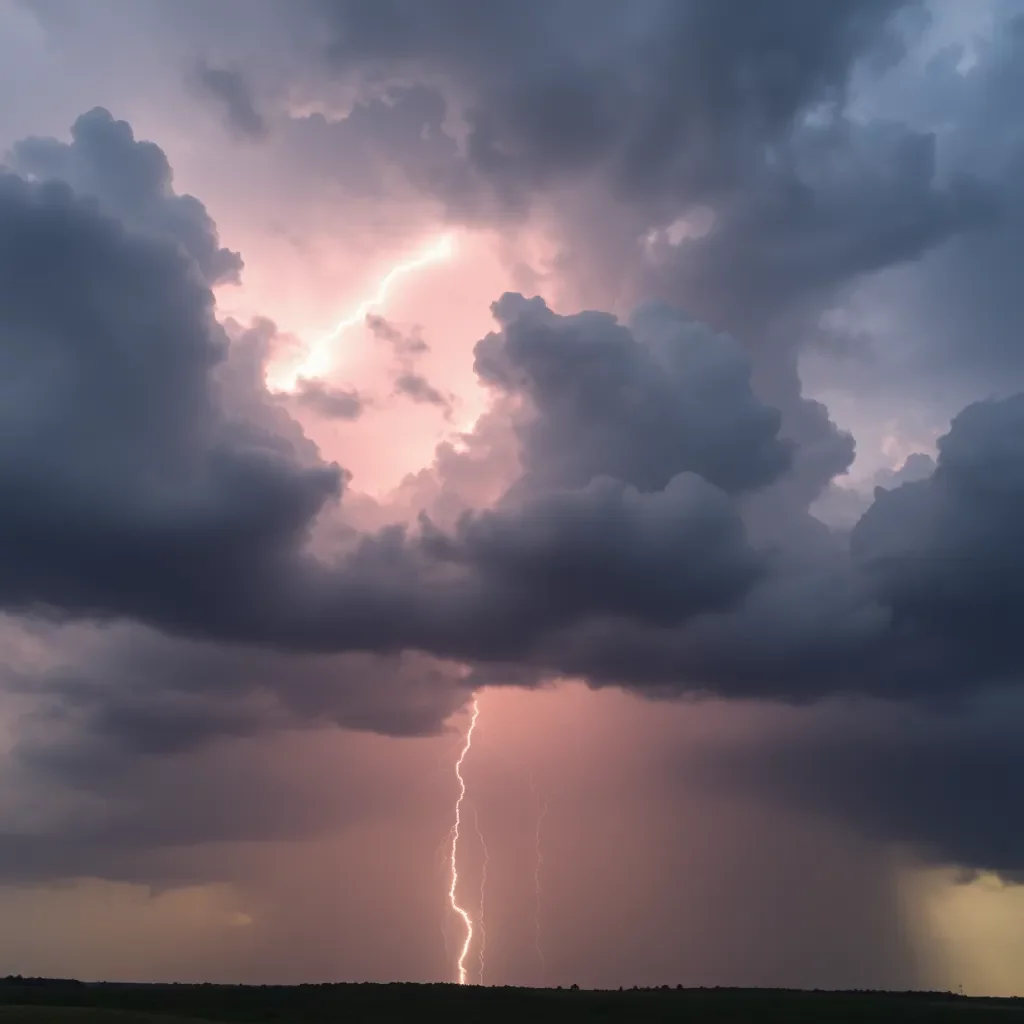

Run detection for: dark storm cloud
[[0, 159, 765, 667], [194, 61, 269, 140], [640, 119, 995, 332], [851, 394, 1024, 679], [8, 107, 243, 286], [0, 169, 343, 635], [3, 148, 1023, 718], [0, 611, 467, 884], [476, 295, 792, 496], [0, 645, 462, 887], [699, 695, 1024, 881], [423, 471, 761, 650], [513, 394, 1024, 707], [3, 625, 465, 762], [311, 0, 915, 202], [302, 0, 991, 331]]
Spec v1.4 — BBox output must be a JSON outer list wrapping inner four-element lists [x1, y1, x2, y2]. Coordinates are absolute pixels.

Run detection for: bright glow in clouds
[[266, 233, 456, 393], [447, 696, 480, 985]]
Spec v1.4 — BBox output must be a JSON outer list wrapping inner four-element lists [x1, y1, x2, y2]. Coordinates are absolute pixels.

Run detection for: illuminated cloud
[[268, 232, 455, 391]]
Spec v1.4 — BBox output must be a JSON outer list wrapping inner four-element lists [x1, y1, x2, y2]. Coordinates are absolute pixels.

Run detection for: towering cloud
[[9, 107, 243, 286], [1, 141, 1021, 720], [0, 169, 341, 637], [476, 296, 792, 496]]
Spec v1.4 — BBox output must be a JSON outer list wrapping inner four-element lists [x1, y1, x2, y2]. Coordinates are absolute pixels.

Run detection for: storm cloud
[[1, 135, 1022, 707], [4, 0, 1024, 912], [8, 107, 243, 286]]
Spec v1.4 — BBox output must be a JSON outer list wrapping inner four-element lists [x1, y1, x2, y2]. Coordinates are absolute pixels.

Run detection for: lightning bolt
[[268, 232, 455, 392], [448, 695, 480, 985], [529, 771, 549, 985]]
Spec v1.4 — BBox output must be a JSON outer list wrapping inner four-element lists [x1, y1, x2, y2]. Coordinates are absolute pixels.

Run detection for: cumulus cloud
[[8, 107, 243, 285], [0, 168, 342, 635], [476, 295, 792, 496], [852, 394, 1024, 677]]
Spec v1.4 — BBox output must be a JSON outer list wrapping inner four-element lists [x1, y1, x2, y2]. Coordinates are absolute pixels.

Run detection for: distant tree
[[570, 983, 579, 991]]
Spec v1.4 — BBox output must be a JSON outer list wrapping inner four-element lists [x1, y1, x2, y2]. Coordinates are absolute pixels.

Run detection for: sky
[[1, 0, 1024, 996]]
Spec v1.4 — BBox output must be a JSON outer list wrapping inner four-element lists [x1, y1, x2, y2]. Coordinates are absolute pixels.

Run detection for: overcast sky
[[2, 0, 1024, 997]]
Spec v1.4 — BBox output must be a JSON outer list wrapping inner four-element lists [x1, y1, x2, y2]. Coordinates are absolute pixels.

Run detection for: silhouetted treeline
[[1, 977, 1021, 1023]]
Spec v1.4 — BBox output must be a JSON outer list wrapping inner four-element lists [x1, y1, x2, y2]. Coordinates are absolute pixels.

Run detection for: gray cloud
[[699, 694, 1024, 881], [195, 61, 268, 141], [0, 641, 463, 888], [476, 295, 793, 497], [8, 107, 243, 286], [814, 451, 937, 531], [0, 167, 342, 636], [851, 394, 1024, 682], [311, 0, 915, 204]]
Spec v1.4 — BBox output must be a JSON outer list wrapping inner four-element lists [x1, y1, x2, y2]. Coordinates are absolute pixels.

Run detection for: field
[[2, 979, 1023, 1023]]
